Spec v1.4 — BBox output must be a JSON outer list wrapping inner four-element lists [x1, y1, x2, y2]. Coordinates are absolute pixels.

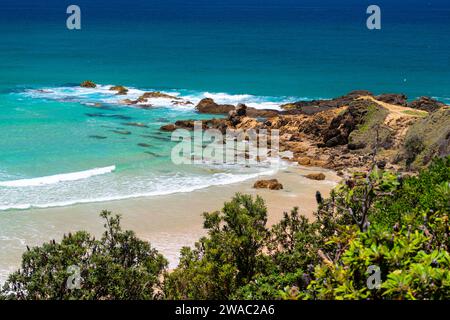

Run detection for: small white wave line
[[0, 166, 116, 187]]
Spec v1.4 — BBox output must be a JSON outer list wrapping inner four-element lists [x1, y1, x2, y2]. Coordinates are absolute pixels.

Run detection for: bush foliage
[[2, 157, 449, 300]]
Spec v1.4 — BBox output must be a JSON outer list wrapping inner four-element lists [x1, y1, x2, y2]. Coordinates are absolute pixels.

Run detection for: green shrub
[[1, 211, 167, 300], [164, 194, 270, 299]]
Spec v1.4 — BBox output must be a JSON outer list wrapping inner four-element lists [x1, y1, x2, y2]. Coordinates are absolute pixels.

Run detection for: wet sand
[[0, 165, 339, 281]]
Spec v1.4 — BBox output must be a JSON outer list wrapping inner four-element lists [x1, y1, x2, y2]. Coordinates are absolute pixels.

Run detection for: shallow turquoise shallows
[[0, 0, 449, 210]]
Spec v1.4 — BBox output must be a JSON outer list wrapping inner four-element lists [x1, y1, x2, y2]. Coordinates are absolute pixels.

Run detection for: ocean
[[0, 0, 450, 211]]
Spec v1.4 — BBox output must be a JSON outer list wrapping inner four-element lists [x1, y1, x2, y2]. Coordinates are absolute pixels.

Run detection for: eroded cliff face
[[161, 91, 449, 174]]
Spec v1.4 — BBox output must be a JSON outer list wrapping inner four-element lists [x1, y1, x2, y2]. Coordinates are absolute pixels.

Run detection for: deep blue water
[[1, 0, 449, 99], [0, 0, 449, 210]]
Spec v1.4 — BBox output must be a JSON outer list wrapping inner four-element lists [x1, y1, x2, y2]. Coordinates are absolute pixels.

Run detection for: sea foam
[[20, 84, 304, 111]]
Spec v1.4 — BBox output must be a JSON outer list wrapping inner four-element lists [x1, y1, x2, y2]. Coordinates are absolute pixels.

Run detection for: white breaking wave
[[0, 168, 279, 211], [0, 166, 116, 187], [19, 84, 306, 111]]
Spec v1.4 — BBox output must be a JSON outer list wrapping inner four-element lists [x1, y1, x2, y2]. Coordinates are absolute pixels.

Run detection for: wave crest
[[0, 166, 116, 187]]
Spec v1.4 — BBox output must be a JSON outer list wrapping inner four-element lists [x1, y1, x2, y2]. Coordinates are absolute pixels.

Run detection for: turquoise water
[[0, 85, 287, 210], [0, 0, 449, 210]]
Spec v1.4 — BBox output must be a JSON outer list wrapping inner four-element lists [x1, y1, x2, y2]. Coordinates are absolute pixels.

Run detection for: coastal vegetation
[[2, 156, 449, 300]]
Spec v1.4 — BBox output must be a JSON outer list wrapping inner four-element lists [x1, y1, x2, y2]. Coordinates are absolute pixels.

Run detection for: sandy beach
[[0, 164, 339, 282]]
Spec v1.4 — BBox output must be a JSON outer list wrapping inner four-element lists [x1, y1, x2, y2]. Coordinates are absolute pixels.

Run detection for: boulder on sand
[[253, 179, 284, 190], [304, 173, 326, 181]]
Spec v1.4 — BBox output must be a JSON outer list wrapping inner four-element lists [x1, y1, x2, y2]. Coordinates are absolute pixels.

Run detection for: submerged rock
[[144, 151, 161, 157], [85, 113, 132, 120], [160, 124, 178, 132], [88, 135, 107, 140], [122, 122, 149, 128], [111, 130, 131, 135], [137, 143, 152, 148]]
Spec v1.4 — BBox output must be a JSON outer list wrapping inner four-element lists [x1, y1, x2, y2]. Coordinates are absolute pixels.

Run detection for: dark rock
[[325, 135, 347, 147], [407, 96, 446, 113], [140, 91, 180, 100], [160, 124, 177, 132], [377, 160, 387, 169], [228, 110, 240, 126], [137, 143, 152, 148], [195, 98, 235, 114], [88, 135, 107, 140], [280, 90, 373, 114], [85, 113, 132, 120], [80, 80, 96, 88], [246, 108, 279, 118], [110, 85, 128, 95], [348, 142, 366, 150], [172, 100, 193, 106], [235, 103, 247, 116], [376, 93, 408, 106]]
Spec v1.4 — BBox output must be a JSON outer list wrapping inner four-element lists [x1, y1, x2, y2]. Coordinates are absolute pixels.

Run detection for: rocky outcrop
[[318, 100, 375, 148], [253, 179, 283, 190], [228, 103, 246, 126], [80, 80, 96, 88], [247, 108, 279, 118], [196, 98, 235, 114], [235, 103, 247, 117], [110, 85, 128, 95], [408, 96, 447, 113], [121, 91, 182, 106], [196, 99, 279, 119], [396, 108, 450, 169], [280, 90, 373, 114], [159, 91, 449, 173], [139, 91, 180, 100]]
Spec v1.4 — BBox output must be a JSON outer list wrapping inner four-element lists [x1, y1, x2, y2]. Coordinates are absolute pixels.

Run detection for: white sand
[[0, 164, 339, 282]]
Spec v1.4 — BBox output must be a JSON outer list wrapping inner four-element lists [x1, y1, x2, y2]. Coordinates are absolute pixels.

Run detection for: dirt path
[[359, 96, 428, 120]]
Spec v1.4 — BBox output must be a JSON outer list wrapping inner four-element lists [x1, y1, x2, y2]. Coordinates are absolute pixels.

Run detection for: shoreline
[[0, 164, 339, 282]]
